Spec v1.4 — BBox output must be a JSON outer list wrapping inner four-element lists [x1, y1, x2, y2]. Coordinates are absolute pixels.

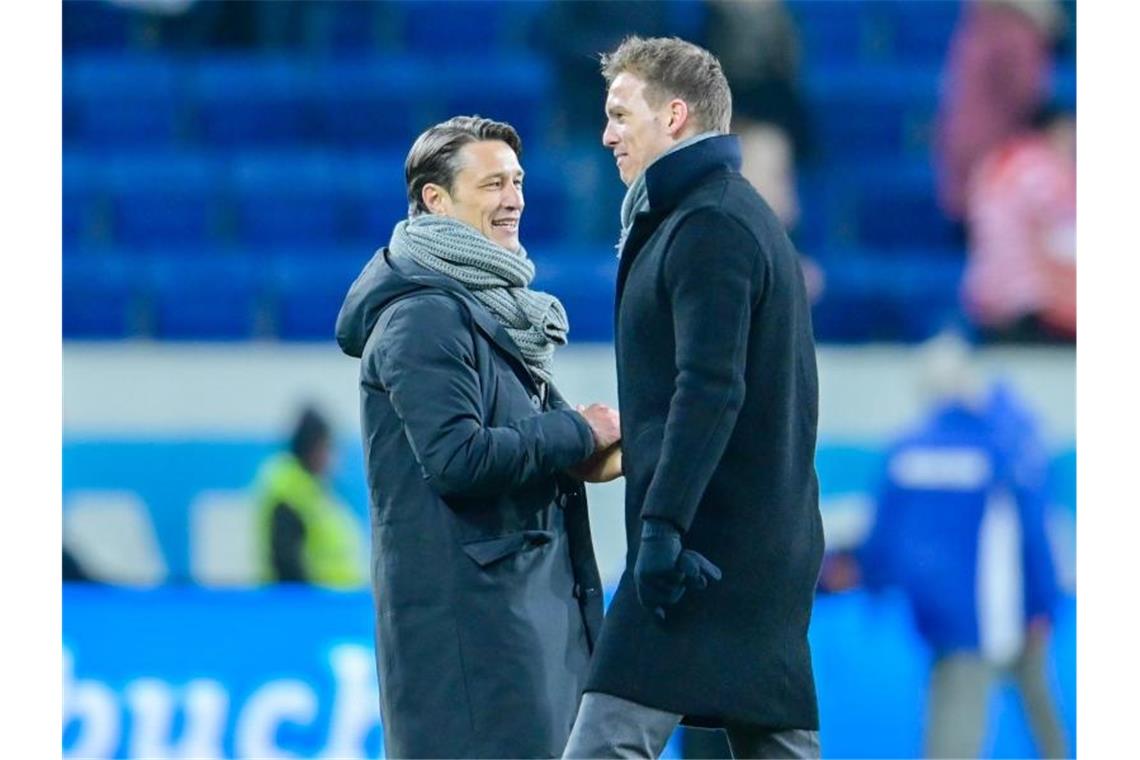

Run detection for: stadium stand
[[61, 0, 1076, 343]]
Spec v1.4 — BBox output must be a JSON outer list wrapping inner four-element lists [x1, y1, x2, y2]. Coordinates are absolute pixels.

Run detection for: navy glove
[[634, 517, 722, 620]]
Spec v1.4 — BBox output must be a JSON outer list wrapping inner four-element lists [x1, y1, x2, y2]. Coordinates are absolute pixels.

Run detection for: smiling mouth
[[491, 219, 519, 231]]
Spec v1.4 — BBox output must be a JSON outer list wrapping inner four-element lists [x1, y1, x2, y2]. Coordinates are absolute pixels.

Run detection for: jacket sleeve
[[858, 464, 903, 592], [1005, 428, 1060, 619], [368, 293, 596, 499], [639, 209, 762, 531]]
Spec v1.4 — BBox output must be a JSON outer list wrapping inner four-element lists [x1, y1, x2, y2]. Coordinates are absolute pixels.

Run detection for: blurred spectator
[[962, 106, 1075, 343], [539, 1, 673, 142], [736, 117, 823, 304], [829, 333, 1068, 759], [253, 406, 365, 588], [706, 0, 812, 161], [935, 0, 1064, 221]]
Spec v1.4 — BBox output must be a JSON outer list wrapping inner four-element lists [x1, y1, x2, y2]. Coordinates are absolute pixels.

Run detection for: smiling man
[[335, 116, 622, 758], [562, 38, 824, 759]]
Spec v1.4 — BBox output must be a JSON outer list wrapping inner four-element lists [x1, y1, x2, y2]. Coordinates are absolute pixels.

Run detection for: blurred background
[[61, 0, 1076, 757]]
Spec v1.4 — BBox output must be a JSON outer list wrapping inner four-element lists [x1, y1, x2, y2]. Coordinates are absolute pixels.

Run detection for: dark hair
[[289, 406, 331, 464], [404, 115, 523, 216], [601, 36, 733, 134]]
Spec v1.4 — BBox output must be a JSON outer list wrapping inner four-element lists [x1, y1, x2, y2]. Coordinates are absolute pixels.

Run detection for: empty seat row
[[788, 0, 964, 67], [63, 244, 968, 344], [809, 249, 966, 342], [62, 246, 620, 342], [63, 54, 554, 148], [64, 149, 581, 248]]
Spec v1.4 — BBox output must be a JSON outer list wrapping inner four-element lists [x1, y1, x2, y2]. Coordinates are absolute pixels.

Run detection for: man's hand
[[577, 403, 621, 451], [634, 518, 722, 620], [569, 443, 623, 483]]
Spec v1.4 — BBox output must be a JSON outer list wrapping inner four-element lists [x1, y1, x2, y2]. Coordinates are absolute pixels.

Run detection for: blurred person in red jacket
[[961, 106, 1075, 343], [935, 0, 1065, 221]]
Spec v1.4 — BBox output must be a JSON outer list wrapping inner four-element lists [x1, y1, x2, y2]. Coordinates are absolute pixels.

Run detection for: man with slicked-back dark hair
[[337, 115, 622, 758]]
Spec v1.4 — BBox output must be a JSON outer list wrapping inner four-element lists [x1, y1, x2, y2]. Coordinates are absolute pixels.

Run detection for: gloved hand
[[634, 517, 722, 620]]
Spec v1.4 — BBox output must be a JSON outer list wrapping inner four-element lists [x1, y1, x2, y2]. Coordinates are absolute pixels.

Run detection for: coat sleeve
[[639, 208, 763, 532], [368, 293, 596, 499]]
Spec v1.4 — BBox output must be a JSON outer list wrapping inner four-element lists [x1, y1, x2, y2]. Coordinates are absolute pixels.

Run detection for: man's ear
[[666, 98, 691, 138], [421, 183, 450, 215]]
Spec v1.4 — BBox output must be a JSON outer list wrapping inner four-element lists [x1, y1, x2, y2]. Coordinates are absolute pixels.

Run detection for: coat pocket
[[460, 530, 555, 568]]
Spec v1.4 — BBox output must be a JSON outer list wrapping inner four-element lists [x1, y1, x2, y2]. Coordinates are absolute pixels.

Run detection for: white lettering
[[320, 645, 382, 759], [889, 447, 992, 491], [124, 678, 228, 759], [234, 680, 318, 759], [63, 650, 120, 759]]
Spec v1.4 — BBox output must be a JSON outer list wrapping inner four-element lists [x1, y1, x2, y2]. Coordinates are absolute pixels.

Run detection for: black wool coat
[[336, 250, 604, 758], [585, 135, 825, 731]]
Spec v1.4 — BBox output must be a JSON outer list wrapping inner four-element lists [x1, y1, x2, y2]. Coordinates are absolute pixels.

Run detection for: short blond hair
[[601, 36, 732, 134]]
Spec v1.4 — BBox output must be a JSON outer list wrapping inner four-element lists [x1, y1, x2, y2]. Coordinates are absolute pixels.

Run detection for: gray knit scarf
[[616, 131, 722, 257], [389, 214, 567, 386]]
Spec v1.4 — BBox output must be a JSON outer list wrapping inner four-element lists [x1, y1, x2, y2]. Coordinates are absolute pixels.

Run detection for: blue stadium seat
[[188, 57, 314, 147], [881, 0, 962, 63], [424, 56, 554, 146], [1052, 64, 1077, 110], [147, 255, 261, 340], [63, 153, 107, 247], [793, 172, 837, 254], [811, 248, 964, 342], [344, 155, 413, 246], [664, 0, 708, 42], [231, 153, 349, 246], [804, 65, 940, 160], [103, 153, 222, 248], [516, 158, 570, 245], [63, 254, 138, 339], [531, 247, 619, 343], [844, 162, 959, 250], [310, 59, 425, 149], [401, 1, 510, 55], [62, 0, 133, 51], [64, 56, 182, 147], [267, 252, 370, 340], [787, 0, 874, 68], [302, 0, 394, 51]]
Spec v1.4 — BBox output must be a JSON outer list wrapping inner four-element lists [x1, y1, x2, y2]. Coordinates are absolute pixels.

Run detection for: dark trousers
[[563, 692, 820, 759]]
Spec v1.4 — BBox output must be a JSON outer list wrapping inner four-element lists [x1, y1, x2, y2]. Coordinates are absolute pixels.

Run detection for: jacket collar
[[384, 250, 541, 394], [643, 134, 742, 215]]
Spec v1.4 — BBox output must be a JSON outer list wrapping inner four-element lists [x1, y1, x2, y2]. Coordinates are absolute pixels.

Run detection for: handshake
[[571, 403, 623, 483]]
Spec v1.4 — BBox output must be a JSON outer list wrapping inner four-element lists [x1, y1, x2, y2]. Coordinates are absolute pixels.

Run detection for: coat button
[[530, 394, 541, 409]]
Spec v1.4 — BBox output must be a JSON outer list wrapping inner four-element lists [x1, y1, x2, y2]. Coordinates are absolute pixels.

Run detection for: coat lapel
[[615, 209, 666, 307], [465, 305, 541, 394], [613, 136, 742, 309], [387, 249, 541, 394]]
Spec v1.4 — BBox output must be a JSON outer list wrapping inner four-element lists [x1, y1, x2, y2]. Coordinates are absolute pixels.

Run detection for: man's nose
[[502, 183, 523, 210], [602, 123, 618, 147]]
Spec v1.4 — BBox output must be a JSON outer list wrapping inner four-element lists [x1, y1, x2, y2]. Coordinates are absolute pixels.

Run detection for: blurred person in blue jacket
[[856, 332, 1068, 759]]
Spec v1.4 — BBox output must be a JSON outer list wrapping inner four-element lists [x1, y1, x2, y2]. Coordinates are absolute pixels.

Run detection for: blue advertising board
[[64, 586, 1074, 759]]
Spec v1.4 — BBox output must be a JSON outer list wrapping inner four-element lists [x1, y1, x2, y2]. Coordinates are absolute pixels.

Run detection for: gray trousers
[[924, 635, 1069, 759], [563, 692, 821, 759]]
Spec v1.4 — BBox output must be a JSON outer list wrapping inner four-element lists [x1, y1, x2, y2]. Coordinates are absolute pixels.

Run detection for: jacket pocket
[[460, 530, 555, 568]]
